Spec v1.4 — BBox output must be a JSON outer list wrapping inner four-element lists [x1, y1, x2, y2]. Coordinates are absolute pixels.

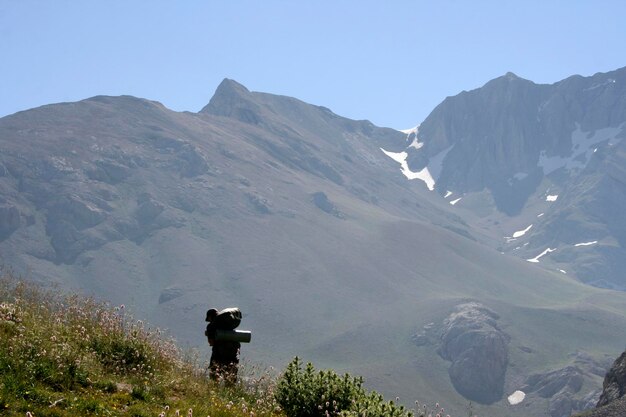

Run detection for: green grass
[[0, 272, 280, 417]]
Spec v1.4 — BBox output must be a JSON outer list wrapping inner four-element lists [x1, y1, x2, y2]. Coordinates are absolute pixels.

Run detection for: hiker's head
[[206, 308, 218, 322]]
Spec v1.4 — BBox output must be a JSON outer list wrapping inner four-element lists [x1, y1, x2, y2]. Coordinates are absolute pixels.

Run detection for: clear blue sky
[[1, 1, 625, 129]]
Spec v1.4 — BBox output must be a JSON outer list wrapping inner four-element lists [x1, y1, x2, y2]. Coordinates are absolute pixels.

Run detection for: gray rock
[[549, 392, 573, 417], [312, 192, 343, 218], [438, 302, 509, 404], [574, 389, 602, 411], [412, 331, 429, 346], [46, 220, 108, 263], [87, 159, 132, 184], [158, 287, 184, 304], [0, 203, 21, 239], [246, 193, 271, 214], [597, 350, 626, 407], [135, 199, 165, 224], [177, 144, 209, 178], [524, 366, 584, 398], [47, 195, 106, 231]]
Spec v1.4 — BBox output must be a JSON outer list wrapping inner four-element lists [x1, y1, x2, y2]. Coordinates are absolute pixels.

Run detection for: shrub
[[275, 357, 412, 417]]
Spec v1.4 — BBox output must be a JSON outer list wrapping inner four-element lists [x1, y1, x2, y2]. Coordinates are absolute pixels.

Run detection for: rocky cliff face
[[571, 350, 626, 417], [411, 68, 626, 212], [597, 350, 626, 407], [387, 66, 626, 290]]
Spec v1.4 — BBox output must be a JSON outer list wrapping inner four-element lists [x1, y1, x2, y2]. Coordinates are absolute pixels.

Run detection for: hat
[[205, 308, 218, 322]]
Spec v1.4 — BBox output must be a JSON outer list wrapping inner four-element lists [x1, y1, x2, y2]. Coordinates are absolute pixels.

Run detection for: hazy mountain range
[[1, 67, 626, 417]]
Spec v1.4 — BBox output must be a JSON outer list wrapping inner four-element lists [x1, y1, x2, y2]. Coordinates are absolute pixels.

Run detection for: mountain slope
[[1, 76, 626, 417]]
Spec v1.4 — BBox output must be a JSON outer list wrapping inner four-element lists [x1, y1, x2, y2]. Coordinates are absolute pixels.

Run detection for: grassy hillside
[[0, 271, 280, 417], [0, 272, 455, 417]]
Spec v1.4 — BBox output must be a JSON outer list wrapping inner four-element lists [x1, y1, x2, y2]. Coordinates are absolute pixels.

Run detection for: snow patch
[[409, 138, 424, 150], [507, 390, 526, 405], [399, 126, 418, 135], [546, 195, 558, 202], [400, 126, 424, 150], [538, 124, 623, 175], [444, 191, 453, 198], [527, 248, 556, 263], [381, 149, 407, 164], [537, 213, 544, 217], [512, 224, 533, 238], [513, 172, 528, 181], [380, 145, 453, 191], [574, 241, 598, 247], [380, 148, 435, 189], [450, 198, 462, 205], [559, 269, 567, 274]]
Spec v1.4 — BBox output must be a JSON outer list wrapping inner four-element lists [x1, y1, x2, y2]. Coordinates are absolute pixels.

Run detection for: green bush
[[275, 357, 412, 417]]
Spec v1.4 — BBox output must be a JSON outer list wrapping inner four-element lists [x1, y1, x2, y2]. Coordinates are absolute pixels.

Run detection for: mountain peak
[[214, 78, 251, 97], [199, 78, 261, 124]]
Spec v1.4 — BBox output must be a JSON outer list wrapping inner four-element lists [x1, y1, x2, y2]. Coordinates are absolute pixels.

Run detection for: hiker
[[205, 308, 241, 385]]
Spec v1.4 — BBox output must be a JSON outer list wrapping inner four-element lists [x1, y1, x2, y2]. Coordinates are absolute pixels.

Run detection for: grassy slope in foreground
[[0, 272, 281, 417]]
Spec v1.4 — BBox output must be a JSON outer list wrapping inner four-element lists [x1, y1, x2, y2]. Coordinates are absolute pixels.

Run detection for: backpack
[[213, 307, 242, 330]]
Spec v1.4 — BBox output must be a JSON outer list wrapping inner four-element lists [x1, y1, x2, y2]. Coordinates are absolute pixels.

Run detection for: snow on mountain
[[527, 247, 556, 263], [512, 224, 533, 238], [539, 124, 624, 175], [574, 241, 598, 247], [380, 144, 453, 191]]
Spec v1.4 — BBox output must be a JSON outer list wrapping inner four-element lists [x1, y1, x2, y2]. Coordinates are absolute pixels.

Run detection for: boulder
[[438, 302, 509, 404]]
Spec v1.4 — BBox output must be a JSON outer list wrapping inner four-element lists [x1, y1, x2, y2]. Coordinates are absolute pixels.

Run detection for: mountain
[[2, 70, 626, 417], [392, 67, 626, 290]]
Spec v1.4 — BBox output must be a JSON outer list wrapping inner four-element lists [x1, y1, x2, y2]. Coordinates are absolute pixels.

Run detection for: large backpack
[[213, 307, 242, 330]]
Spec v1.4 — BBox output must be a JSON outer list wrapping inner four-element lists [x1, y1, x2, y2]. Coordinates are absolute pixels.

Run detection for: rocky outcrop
[[571, 350, 626, 417], [438, 302, 509, 404], [597, 350, 626, 407], [524, 366, 584, 398], [311, 192, 343, 218], [0, 204, 21, 239], [523, 352, 614, 417], [523, 366, 584, 417]]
